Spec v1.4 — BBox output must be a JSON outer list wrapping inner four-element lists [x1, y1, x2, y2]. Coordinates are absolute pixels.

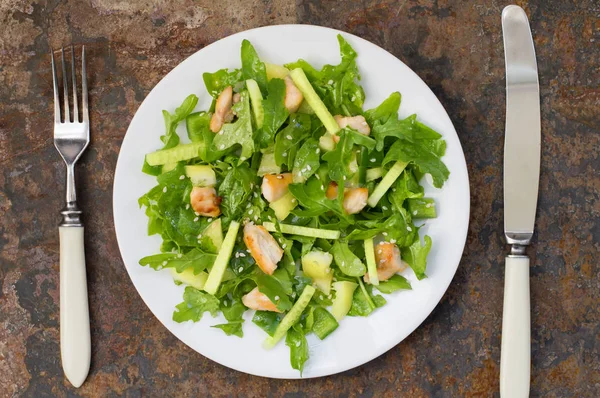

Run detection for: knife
[[500, 5, 541, 397]]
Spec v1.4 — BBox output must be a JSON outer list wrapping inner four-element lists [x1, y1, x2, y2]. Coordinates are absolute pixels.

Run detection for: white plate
[[113, 25, 469, 379]]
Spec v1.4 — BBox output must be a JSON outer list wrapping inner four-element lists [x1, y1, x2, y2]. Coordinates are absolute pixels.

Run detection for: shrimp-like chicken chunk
[[284, 76, 304, 113], [242, 287, 281, 312], [190, 186, 221, 217], [325, 182, 368, 214], [261, 173, 293, 203], [210, 86, 233, 133], [332, 115, 371, 143], [364, 242, 407, 283], [243, 223, 283, 275]]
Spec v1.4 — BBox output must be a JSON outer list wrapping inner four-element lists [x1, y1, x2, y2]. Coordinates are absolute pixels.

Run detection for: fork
[[51, 46, 91, 388]]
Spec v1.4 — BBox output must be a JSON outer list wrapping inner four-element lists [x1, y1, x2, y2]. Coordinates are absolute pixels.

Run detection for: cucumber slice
[[146, 142, 204, 166], [367, 161, 408, 207], [162, 162, 177, 173], [246, 79, 264, 128], [312, 307, 339, 340], [203, 221, 240, 295], [170, 268, 208, 290], [406, 198, 437, 219], [366, 167, 383, 182], [331, 281, 358, 320], [289, 68, 340, 135], [258, 152, 281, 176], [264, 284, 316, 349], [269, 192, 298, 221], [203, 218, 223, 251], [265, 63, 289, 80], [185, 165, 216, 187], [318, 134, 336, 152], [364, 238, 379, 286], [302, 250, 334, 294], [263, 222, 340, 240]]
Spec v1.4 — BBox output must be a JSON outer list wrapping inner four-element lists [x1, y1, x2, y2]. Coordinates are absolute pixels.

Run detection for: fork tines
[[51, 45, 88, 124]]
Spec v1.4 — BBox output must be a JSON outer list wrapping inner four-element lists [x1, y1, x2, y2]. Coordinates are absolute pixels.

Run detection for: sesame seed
[[377, 249, 383, 254], [253, 192, 258, 198], [407, 226, 412, 231], [296, 340, 301, 347], [267, 215, 272, 220], [306, 165, 312, 171], [321, 185, 325, 190], [343, 175, 347, 180], [195, 211, 200, 216], [274, 295, 280, 301], [390, 239, 397, 244], [342, 261, 346, 267], [286, 135, 292, 140], [162, 187, 167, 193], [248, 209, 254, 215], [246, 249, 251, 253], [162, 261, 168, 266], [351, 96, 356, 101], [220, 144, 225, 149], [235, 252, 240, 258], [382, 232, 388, 236], [186, 204, 190, 210], [315, 174, 320, 180], [193, 217, 199, 222], [413, 211, 418, 215], [327, 79, 333, 85], [219, 131, 223, 135], [197, 233, 202, 238], [282, 243, 287, 249], [179, 175, 185, 180], [177, 253, 182, 258], [370, 158, 376, 162], [382, 206, 388, 210], [426, 203, 432, 208], [254, 215, 258, 221], [238, 267, 243, 273], [392, 188, 397, 192], [277, 175, 283, 179], [239, 253, 246, 257], [283, 152, 287, 157], [247, 203, 251, 208], [316, 148, 320, 154], [250, 183, 254, 189], [208, 218, 213, 223]]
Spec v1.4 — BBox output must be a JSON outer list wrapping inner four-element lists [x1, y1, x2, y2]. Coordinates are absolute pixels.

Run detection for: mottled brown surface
[[1, 0, 598, 396]]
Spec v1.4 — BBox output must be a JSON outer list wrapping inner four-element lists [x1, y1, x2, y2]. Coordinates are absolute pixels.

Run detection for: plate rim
[[112, 23, 470, 379]]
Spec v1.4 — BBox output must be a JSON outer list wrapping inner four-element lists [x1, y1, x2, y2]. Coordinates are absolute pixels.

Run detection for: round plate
[[113, 25, 469, 379]]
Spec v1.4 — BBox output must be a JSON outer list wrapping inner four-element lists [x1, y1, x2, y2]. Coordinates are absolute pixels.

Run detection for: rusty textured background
[[1, 0, 599, 396]]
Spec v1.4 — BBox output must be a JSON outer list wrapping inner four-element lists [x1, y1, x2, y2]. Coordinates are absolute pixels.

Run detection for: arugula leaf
[[322, 130, 355, 183], [347, 283, 386, 317], [212, 296, 246, 337], [252, 311, 283, 336], [292, 138, 320, 183], [241, 39, 268, 95], [383, 138, 450, 188], [139, 253, 177, 270], [402, 235, 432, 280], [376, 275, 412, 293], [257, 78, 289, 148], [388, 167, 424, 211], [274, 113, 311, 168], [212, 91, 255, 162], [255, 271, 293, 312], [286, 325, 309, 374], [346, 209, 416, 246], [330, 240, 366, 277], [288, 177, 352, 223], [364, 91, 401, 126], [217, 162, 256, 220], [203, 68, 242, 98], [172, 286, 220, 323]]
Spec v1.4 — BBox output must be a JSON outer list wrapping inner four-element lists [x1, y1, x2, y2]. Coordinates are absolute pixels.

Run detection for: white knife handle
[[500, 255, 530, 398], [59, 226, 91, 388]]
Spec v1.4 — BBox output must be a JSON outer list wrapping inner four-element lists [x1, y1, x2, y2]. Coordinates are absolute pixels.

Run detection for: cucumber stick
[[364, 238, 379, 286], [264, 285, 316, 349], [146, 142, 204, 166], [289, 68, 340, 135], [265, 63, 289, 80], [366, 167, 383, 182], [185, 165, 216, 187], [263, 222, 340, 240], [203, 221, 240, 295], [331, 281, 358, 321], [246, 79, 264, 128], [367, 161, 408, 207]]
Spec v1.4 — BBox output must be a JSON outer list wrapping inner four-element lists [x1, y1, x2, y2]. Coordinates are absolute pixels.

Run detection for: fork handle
[[59, 226, 91, 388]]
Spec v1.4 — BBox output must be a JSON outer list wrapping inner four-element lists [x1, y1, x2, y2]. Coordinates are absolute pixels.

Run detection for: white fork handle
[[500, 255, 530, 398], [59, 226, 91, 388]]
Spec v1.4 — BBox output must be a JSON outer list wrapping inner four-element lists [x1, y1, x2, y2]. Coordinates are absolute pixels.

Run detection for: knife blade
[[500, 5, 541, 398]]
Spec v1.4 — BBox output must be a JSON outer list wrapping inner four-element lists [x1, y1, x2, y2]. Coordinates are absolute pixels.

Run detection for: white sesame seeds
[[382, 232, 388, 236], [179, 175, 185, 180], [220, 144, 225, 150], [382, 206, 388, 211], [219, 130, 224, 135], [282, 243, 287, 249], [315, 174, 320, 180], [162, 187, 167, 193], [370, 158, 376, 162], [286, 135, 293, 140], [253, 192, 258, 198], [407, 226, 412, 231], [316, 148, 320, 154], [239, 252, 246, 257], [306, 165, 312, 171], [351, 95, 356, 102], [296, 340, 301, 347], [282, 152, 288, 157], [377, 249, 383, 254], [413, 210, 418, 215], [195, 211, 200, 216], [267, 215, 273, 220], [238, 267, 244, 273], [341, 261, 346, 267], [392, 188, 397, 192], [235, 252, 240, 258], [246, 203, 251, 208], [277, 175, 284, 179], [327, 79, 333, 85], [246, 249, 251, 253], [193, 217, 199, 222], [343, 175, 347, 181], [254, 215, 258, 221], [177, 253, 182, 258], [390, 239, 397, 244], [321, 185, 325, 191], [186, 204, 190, 210], [162, 261, 168, 266], [426, 203, 432, 208], [248, 209, 254, 215], [197, 233, 202, 238], [274, 295, 280, 301]]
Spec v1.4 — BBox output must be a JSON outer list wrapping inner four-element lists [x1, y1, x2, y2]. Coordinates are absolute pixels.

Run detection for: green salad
[[138, 35, 449, 373]]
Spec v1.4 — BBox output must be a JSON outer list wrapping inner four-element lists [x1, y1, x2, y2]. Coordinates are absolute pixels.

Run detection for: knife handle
[[59, 226, 91, 388], [500, 255, 530, 398]]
